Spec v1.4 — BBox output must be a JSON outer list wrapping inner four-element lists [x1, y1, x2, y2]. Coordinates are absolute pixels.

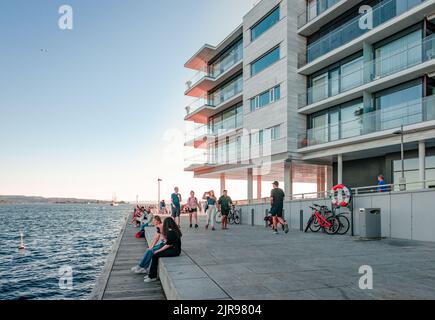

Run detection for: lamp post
[[157, 179, 162, 209], [393, 125, 406, 191]]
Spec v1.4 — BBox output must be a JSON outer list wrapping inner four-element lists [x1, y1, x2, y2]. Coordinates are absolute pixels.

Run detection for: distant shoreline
[[0, 196, 129, 206]]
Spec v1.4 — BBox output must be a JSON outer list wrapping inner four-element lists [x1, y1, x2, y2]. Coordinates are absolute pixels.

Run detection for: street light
[[393, 125, 406, 191], [157, 179, 162, 208]]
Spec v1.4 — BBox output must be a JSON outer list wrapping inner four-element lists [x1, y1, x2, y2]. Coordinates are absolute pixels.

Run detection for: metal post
[[157, 179, 162, 209], [300, 210, 304, 231], [251, 209, 255, 227]]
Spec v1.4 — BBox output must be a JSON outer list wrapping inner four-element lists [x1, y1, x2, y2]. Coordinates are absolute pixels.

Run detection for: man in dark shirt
[[270, 181, 289, 235], [218, 190, 233, 230]]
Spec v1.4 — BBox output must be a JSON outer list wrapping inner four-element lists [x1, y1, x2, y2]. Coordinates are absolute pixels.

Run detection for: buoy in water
[[18, 232, 25, 250]]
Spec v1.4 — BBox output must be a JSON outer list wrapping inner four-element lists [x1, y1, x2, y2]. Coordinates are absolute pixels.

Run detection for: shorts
[[221, 209, 230, 216], [171, 206, 181, 218], [188, 208, 198, 213], [270, 206, 283, 218]]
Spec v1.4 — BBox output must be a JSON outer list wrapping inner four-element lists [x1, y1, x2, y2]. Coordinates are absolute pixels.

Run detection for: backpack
[[136, 230, 145, 239]]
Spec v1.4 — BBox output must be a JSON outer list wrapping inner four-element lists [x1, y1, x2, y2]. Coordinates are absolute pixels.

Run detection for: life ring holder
[[331, 184, 351, 208]]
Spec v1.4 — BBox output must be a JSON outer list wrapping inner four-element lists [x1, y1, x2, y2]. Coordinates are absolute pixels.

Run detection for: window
[[393, 155, 435, 189], [374, 80, 423, 130], [250, 85, 281, 111], [270, 125, 281, 140], [210, 39, 243, 78], [251, 46, 280, 76], [375, 29, 422, 78], [340, 100, 363, 139], [210, 74, 243, 105], [251, 6, 280, 41], [340, 56, 363, 91], [252, 130, 264, 145]]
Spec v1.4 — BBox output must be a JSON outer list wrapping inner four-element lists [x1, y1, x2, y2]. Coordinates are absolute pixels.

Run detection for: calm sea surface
[[0, 204, 129, 300]]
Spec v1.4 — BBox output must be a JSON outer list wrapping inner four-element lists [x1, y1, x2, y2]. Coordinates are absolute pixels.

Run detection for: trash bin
[[359, 208, 381, 239]]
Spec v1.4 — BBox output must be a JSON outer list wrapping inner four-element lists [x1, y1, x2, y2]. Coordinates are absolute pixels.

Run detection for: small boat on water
[[18, 232, 25, 250], [111, 193, 119, 207]]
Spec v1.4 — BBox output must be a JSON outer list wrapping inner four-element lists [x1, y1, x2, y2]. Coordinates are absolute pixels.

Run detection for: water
[[0, 204, 129, 300]]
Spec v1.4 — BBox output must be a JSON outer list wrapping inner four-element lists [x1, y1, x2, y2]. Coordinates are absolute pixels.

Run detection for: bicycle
[[215, 206, 241, 225], [312, 203, 350, 235], [304, 206, 340, 235]]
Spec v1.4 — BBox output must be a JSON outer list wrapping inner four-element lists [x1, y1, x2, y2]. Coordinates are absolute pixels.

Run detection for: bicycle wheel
[[228, 213, 235, 225], [309, 217, 321, 233], [215, 211, 222, 224], [337, 215, 350, 235], [324, 217, 340, 235], [234, 212, 241, 225]]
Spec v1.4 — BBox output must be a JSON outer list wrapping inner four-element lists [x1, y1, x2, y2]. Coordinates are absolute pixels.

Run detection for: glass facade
[[393, 156, 435, 188], [250, 85, 281, 111], [209, 73, 243, 106], [307, 0, 423, 63], [308, 54, 364, 104], [306, 0, 340, 22], [209, 103, 243, 135], [210, 39, 243, 78], [251, 46, 280, 76], [251, 6, 280, 41]]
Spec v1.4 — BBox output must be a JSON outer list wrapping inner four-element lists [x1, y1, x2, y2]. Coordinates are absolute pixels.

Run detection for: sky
[[0, 0, 260, 201]]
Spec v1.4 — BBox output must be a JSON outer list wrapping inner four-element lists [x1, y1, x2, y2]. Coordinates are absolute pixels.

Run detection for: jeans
[[148, 247, 181, 279], [139, 242, 165, 269], [206, 205, 216, 228]]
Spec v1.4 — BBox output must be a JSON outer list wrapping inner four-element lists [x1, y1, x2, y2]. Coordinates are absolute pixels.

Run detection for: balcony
[[298, 0, 433, 73], [298, 34, 435, 110], [184, 43, 243, 97], [184, 115, 243, 148], [297, 0, 345, 32], [184, 76, 243, 123], [298, 95, 435, 149]]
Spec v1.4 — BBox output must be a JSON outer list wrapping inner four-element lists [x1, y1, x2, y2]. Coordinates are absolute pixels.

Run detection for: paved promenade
[[161, 215, 435, 300]]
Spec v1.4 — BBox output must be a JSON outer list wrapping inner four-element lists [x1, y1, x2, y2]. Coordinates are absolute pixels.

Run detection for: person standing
[[270, 181, 289, 235], [160, 200, 167, 214], [218, 190, 233, 230], [377, 175, 388, 193], [187, 191, 199, 229], [203, 190, 217, 231], [171, 187, 182, 228]]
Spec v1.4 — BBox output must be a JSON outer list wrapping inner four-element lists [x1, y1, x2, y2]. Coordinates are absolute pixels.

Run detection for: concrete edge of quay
[[144, 227, 232, 300], [89, 212, 129, 300]]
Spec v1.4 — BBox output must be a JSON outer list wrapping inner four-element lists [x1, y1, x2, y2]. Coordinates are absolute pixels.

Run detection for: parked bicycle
[[215, 205, 241, 225], [312, 203, 350, 235], [304, 205, 340, 235]]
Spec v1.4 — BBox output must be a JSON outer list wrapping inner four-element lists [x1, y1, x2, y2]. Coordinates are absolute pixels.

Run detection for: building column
[[326, 165, 333, 190], [247, 168, 254, 202], [284, 161, 292, 198], [256, 175, 262, 199], [337, 155, 343, 185], [419, 140, 426, 188], [220, 173, 226, 195]]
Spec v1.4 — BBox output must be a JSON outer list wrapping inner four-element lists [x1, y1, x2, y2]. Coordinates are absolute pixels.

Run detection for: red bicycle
[[304, 206, 340, 235]]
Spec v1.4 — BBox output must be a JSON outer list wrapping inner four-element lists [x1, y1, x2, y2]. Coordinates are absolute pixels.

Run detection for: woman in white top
[[203, 190, 217, 231]]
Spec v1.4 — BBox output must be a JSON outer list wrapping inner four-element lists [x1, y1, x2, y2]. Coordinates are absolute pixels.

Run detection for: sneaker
[[212, 227, 216, 231], [273, 229, 279, 235], [144, 277, 158, 283], [195, 224, 199, 229], [131, 266, 147, 274], [205, 224, 209, 230], [284, 223, 289, 234], [190, 224, 193, 228]]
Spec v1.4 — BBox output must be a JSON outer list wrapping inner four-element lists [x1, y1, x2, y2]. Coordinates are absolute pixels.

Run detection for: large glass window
[[375, 29, 422, 78], [250, 85, 281, 111], [210, 39, 243, 78], [340, 100, 363, 139], [340, 56, 364, 91], [393, 155, 435, 189], [210, 74, 243, 106], [375, 80, 423, 130], [251, 6, 280, 41], [251, 46, 280, 76]]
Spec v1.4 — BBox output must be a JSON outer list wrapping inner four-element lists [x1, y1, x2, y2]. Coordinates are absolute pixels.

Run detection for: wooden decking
[[90, 215, 166, 300]]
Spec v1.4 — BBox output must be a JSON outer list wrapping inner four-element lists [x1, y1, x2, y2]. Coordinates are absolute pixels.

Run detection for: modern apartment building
[[184, 0, 435, 200]]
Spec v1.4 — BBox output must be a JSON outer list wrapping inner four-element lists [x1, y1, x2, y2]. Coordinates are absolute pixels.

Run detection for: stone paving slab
[[148, 215, 435, 300]]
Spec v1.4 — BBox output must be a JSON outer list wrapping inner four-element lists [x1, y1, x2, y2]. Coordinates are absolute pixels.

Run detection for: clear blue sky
[[0, 0, 256, 201]]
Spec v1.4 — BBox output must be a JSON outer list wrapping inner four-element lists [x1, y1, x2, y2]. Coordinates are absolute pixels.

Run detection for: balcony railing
[[299, 34, 435, 108], [185, 77, 243, 117], [298, 95, 435, 148], [304, 0, 424, 64], [184, 115, 244, 145], [297, 0, 340, 28], [185, 49, 243, 92]]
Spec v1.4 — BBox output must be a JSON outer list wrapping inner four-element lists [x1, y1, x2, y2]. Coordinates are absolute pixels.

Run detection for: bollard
[[300, 210, 304, 231], [251, 209, 255, 227], [265, 209, 269, 228]]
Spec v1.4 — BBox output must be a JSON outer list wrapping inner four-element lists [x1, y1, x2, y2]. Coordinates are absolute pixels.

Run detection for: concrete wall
[[239, 189, 435, 242]]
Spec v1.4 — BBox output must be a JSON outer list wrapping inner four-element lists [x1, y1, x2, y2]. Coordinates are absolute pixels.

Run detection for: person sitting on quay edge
[[131, 216, 164, 274], [145, 218, 182, 283]]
